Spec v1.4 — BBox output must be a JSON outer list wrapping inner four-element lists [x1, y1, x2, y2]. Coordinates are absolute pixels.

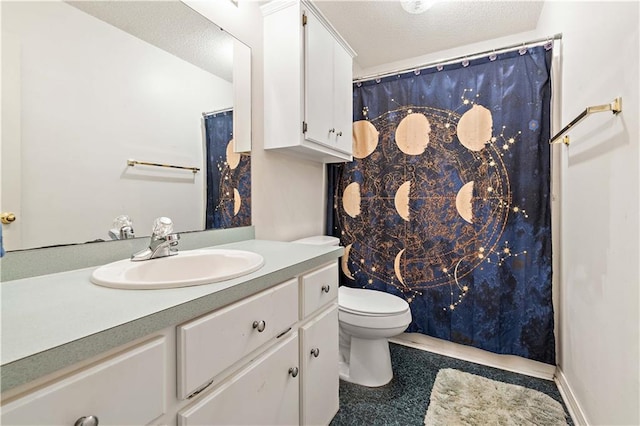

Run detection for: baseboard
[[390, 332, 556, 380], [555, 368, 588, 426]]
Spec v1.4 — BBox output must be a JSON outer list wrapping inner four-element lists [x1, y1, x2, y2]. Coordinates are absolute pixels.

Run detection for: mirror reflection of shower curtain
[[329, 44, 555, 364], [204, 110, 251, 229]]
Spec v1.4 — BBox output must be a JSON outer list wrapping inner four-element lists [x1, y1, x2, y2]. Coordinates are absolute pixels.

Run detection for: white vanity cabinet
[[298, 263, 340, 425], [0, 337, 166, 426], [1, 260, 341, 426], [263, 0, 356, 163], [177, 262, 340, 426]]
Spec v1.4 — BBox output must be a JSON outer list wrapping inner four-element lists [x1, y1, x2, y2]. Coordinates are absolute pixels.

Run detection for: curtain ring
[[518, 44, 527, 55]]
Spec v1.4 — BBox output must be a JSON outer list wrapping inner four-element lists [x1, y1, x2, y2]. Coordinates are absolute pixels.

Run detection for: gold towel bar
[[127, 159, 200, 174], [550, 97, 622, 145]]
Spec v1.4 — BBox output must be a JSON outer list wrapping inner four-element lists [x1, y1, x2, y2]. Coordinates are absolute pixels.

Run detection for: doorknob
[[1, 212, 16, 224]]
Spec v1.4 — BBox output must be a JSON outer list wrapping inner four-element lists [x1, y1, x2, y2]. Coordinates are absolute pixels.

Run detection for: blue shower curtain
[[329, 45, 554, 364], [204, 110, 251, 229]]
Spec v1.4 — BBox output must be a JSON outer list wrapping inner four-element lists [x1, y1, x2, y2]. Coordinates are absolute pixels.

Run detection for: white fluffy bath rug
[[424, 368, 568, 426]]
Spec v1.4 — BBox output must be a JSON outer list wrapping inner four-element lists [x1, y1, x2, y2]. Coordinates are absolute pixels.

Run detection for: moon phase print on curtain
[[329, 44, 554, 364], [204, 110, 251, 229]]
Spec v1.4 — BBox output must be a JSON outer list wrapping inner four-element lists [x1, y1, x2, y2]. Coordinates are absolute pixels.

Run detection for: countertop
[[0, 239, 343, 393]]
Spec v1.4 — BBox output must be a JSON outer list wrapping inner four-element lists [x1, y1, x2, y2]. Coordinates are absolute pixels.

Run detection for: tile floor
[[330, 343, 572, 426]]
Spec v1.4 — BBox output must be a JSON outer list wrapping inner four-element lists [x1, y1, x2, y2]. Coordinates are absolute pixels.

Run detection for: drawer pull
[[329, 128, 335, 133], [252, 320, 266, 332], [276, 327, 292, 339], [288, 367, 299, 378], [337, 131, 343, 137], [74, 416, 99, 426], [310, 347, 320, 358], [321, 285, 331, 293]]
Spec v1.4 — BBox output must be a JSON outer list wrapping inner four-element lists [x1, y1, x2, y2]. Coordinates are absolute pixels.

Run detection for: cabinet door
[[1, 338, 166, 426], [333, 43, 354, 154], [178, 333, 300, 426], [304, 10, 335, 147], [300, 305, 339, 425]]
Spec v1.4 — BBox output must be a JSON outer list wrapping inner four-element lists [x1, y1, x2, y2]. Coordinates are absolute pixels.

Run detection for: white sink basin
[[91, 249, 265, 289]]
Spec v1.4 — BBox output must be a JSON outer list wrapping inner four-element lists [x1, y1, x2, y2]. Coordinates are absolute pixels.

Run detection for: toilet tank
[[292, 236, 340, 246]]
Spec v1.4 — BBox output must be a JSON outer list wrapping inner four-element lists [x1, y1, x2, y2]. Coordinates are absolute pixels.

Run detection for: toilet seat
[[339, 286, 409, 316]]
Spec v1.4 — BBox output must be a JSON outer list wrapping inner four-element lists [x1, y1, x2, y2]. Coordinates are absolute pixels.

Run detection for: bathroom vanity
[[0, 239, 342, 425]]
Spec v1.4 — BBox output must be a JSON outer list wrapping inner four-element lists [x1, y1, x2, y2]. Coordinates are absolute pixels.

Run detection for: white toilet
[[293, 235, 412, 387]]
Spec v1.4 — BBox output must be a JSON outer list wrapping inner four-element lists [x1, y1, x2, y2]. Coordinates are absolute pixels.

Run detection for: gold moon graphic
[[455, 181, 474, 224], [226, 139, 241, 170], [394, 249, 406, 285], [343, 182, 361, 218], [457, 105, 492, 152], [341, 244, 355, 280], [233, 188, 241, 216], [394, 181, 411, 221], [352, 120, 379, 159], [395, 113, 431, 155]]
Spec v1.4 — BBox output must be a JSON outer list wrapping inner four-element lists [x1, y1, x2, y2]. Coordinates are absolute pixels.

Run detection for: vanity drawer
[[178, 333, 299, 426], [1, 337, 166, 425], [300, 262, 338, 319], [177, 278, 298, 400]]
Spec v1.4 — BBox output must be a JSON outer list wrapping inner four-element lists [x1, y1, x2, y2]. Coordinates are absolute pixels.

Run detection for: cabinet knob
[[321, 285, 331, 293], [74, 416, 99, 426], [329, 128, 335, 133], [1, 212, 16, 224], [336, 131, 343, 137], [288, 367, 299, 377], [310, 348, 320, 358], [252, 320, 266, 332]]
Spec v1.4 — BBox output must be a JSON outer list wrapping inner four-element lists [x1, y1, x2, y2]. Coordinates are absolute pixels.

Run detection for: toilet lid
[[339, 286, 409, 316]]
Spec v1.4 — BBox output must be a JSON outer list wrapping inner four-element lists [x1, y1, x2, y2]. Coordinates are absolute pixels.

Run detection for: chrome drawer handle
[[252, 320, 266, 332], [75, 416, 99, 426], [321, 285, 330, 293], [336, 131, 343, 137], [329, 128, 335, 133], [311, 348, 320, 358], [288, 367, 299, 377]]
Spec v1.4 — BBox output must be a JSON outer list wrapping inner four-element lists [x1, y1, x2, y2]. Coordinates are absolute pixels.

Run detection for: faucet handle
[[152, 217, 173, 238]]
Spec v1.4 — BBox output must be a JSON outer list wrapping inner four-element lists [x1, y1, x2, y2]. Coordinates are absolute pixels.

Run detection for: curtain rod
[[202, 107, 233, 117], [353, 33, 563, 83]]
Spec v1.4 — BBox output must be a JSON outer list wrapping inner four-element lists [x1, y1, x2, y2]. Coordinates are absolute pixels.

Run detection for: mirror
[[1, 0, 252, 252]]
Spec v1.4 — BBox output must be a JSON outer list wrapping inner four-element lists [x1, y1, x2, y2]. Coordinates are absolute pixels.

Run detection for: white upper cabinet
[[263, 0, 356, 163]]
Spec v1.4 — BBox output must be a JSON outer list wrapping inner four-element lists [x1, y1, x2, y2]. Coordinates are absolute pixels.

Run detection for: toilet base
[[339, 336, 393, 387]]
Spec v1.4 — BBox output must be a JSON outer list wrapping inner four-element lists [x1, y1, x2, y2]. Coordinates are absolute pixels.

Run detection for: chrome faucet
[[131, 217, 180, 261]]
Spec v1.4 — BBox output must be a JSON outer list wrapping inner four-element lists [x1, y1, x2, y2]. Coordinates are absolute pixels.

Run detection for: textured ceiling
[[68, 1, 544, 82], [314, 0, 545, 71], [67, 1, 234, 81]]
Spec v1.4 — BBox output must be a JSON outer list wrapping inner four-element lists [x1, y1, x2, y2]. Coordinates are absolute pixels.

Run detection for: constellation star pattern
[[336, 95, 530, 310]]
